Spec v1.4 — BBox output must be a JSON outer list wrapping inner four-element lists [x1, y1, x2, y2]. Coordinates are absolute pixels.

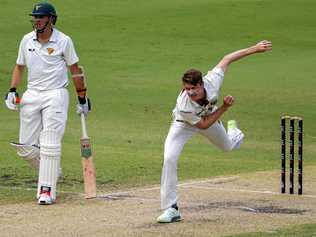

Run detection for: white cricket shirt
[[173, 67, 225, 125], [16, 28, 79, 91]]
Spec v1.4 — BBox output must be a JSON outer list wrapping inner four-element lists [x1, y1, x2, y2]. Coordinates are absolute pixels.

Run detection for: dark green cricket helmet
[[30, 2, 57, 24]]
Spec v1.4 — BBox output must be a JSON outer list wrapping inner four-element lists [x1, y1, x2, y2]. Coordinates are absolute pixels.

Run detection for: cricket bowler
[[4, 2, 91, 204], [157, 40, 272, 223]]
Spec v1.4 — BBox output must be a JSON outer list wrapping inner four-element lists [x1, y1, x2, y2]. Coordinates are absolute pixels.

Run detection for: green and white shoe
[[227, 120, 238, 130], [157, 207, 182, 223], [227, 120, 244, 149]]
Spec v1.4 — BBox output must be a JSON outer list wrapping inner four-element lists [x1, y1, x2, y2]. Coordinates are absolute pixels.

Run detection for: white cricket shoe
[[38, 188, 54, 205], [157, 207, 182, 223]]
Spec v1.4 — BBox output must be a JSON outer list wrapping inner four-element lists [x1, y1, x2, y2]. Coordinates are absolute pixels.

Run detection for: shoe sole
[[157, 216, 182, 223], [227, 120, 237, 130], [38, 200, 53, 205], [38, 202, 52, 205]]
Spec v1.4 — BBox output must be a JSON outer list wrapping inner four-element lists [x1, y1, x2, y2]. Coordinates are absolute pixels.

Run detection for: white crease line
[[98, 195, 159, 203], [98, 176, 239, 197], [181, 185, 316, 199], [238, 206, 257, 212], [0, 176, 239, 200], [178, 176, 239, 187]]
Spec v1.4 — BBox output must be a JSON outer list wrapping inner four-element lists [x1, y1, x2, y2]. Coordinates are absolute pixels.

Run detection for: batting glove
[[76, 96, 91, 115], [5, 88, 20, 111]]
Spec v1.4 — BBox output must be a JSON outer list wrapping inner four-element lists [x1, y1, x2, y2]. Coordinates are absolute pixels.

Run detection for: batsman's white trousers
[[160, 120, 243, 209], [19, 88, 69, 145]]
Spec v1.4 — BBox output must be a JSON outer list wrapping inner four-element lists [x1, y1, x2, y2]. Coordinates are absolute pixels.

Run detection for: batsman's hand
[[76, 96, 91, 116], [254, 40, 272, 53], [5, 88, 20, 111], [223, 95, 235, 108]]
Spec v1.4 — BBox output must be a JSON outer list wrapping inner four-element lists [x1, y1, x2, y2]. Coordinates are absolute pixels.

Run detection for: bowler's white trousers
[[19, 88, 69, 145], [160, 120, 243, 209]]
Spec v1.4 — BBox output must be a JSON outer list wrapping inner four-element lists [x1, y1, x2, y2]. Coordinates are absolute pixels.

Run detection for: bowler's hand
[[223, 95, 235, 108], [255, 40, 272, 53], [5, 88, 20, 111], [76, 96, 91, 116]]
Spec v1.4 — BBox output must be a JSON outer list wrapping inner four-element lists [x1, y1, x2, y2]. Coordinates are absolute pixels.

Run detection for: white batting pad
[[37, 130, 61, 201], [10, 142, 40, 169]]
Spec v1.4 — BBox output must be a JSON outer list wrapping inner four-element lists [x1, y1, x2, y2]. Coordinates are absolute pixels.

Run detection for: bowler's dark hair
[[182, 69, 203, 86]]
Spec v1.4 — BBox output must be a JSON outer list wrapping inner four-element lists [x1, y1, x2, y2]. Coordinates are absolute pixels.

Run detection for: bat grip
[[81, 113, 88, 138]]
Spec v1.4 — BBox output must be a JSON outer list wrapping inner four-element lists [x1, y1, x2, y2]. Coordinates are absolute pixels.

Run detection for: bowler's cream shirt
[[173, 67, 225, 125]]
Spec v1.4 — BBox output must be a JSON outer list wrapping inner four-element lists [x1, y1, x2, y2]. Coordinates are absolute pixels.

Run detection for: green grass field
[[0, 0, 315, 236], [226, 223, 316, 237]]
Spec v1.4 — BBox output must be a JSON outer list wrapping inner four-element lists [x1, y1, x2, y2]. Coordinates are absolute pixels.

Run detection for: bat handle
[[81, 113, 88, 138]]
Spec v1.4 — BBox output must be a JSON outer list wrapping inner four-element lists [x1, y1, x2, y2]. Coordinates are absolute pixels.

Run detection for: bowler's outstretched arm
[[216, 40, 272, 72]]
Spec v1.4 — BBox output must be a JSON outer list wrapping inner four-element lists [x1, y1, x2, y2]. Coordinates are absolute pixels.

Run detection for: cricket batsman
[[4, 2, 91, 204], [157, 40, 272, 222]]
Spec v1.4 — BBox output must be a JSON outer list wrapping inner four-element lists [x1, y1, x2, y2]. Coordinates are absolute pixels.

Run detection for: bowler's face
[[183, 82, 204, 102]]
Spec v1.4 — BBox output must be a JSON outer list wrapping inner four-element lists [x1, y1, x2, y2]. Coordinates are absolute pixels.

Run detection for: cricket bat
[[77, 65, 96, 199], [80, 112, 97, 198]]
